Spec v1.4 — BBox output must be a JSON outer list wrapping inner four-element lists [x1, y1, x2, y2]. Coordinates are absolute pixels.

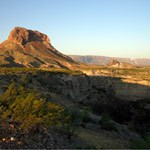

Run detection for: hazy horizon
[[0, 0, 150, 59], [68, 54, 150, 59]]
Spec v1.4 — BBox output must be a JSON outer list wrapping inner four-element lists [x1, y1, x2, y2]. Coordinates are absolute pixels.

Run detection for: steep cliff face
[[8, 27, 50, 45], [1, 69, 149, 104], [18, 71, 149, 103], [0, 71, 107, 106], [82, 69, 150, 101], [88, 76, 150, 101], [35, 73, 106, 105]]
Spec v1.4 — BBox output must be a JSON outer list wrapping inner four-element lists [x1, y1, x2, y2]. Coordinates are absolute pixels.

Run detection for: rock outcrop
[[8, 27, 50, 45], [108, 59, 134, 68]]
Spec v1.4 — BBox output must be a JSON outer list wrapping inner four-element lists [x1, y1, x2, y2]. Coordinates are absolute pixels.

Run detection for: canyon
[[0, 68, 149, 125]]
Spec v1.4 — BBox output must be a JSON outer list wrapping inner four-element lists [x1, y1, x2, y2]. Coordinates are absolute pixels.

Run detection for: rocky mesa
[[0, 27, 81, 69], [8, 27, 50, 45]]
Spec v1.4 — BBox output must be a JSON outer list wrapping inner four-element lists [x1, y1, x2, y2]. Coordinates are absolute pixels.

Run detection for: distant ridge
[[0, 27, 80, 69], [69, 55, 150, 67]]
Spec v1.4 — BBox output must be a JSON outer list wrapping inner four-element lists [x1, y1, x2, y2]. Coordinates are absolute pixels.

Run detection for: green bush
[[63, 108, 82, 139], [130, 133, 150, 149], [99, 113, 117, 131], [0, 82, 69, 133], [0, 67, 39, 75], [81, 107, 91, 123]]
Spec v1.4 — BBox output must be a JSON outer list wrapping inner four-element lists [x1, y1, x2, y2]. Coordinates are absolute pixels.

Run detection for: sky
[[0, 0, 150, 58]]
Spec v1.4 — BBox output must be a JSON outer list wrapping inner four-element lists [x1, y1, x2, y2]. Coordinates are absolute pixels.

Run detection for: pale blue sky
[[0, 0, 150, 58]]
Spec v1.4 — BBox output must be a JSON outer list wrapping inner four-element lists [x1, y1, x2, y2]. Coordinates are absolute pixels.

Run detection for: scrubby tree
[[0, 82, 69, 133]]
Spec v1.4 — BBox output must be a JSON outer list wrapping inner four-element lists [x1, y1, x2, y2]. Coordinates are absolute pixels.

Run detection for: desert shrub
[[63, 108, 82, 139], [81, 107, 91, 123], [2, 93, 67, 132], [99, 113, 117, 131], [127, 121, 136, 132], [0, 82, 21, 108], [51, 68, 83, 75], [0, 67, 39, 75], [63, 107, 91, 140], [130, 133, 150, 149], [0, 83, 69, 133]]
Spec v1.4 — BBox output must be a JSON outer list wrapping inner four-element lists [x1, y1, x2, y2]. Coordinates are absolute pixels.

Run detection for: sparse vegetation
[[42, 68, 84, 75], [0, 67, 83, 75], [0, 81, 94, 148], [63, 108, 83, 140], [99, 113, 117, 131], [130, 133, 150, 149], [0, 67, 39, 75], [0, 82, 69, 133], [0, 66, 149, 149], [81, 66, 150, 80]]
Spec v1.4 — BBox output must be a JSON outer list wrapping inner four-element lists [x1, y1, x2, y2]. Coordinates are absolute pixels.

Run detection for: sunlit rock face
[[0, 27, 80, 69], [8, 27, 50, 45]]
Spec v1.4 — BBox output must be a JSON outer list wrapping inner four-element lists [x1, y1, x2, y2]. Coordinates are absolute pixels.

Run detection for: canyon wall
[[0, 71, 149, 104], [36, 72, 150, 102]]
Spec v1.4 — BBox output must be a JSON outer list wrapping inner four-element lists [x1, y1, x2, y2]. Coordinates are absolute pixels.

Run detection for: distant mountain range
[[69, 55, 150, 67]]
